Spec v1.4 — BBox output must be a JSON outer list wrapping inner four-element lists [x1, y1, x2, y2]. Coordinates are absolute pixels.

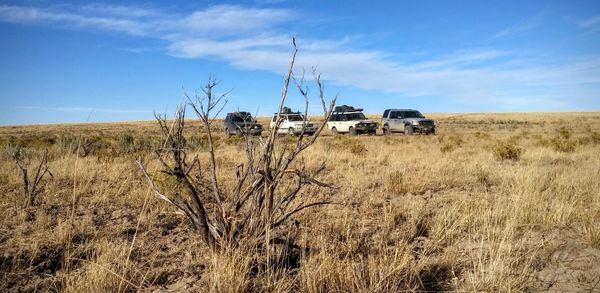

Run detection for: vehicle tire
[[331, 127, 339, 136], [349, 127, 357, 136], [405, 125, 413, 135], [383, 125, 391, 135], [288, 127, 295, 136], [236, 129, 243, 137]]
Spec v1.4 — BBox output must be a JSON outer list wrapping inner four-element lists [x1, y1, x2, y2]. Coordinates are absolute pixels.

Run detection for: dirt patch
[[532, 231, 600, 292]]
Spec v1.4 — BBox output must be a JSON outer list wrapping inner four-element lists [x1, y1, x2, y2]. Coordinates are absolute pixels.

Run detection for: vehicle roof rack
[[275, 107, 302, 115], [334, 105, 363, 113]]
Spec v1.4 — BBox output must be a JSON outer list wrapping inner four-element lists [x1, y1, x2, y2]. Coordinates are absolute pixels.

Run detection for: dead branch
[[137, 38, 337, 253], [13, 149, 52, 206]]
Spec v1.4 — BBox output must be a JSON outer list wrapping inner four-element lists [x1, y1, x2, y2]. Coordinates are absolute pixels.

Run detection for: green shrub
[[492, 141, 523, 161]]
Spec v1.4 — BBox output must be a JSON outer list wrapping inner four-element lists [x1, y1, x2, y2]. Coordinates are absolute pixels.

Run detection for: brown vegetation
[[1, 112, 599, 292]]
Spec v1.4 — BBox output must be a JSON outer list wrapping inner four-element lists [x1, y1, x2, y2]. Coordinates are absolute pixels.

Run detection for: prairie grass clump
[[550, 137, 576, 153], [473, 165, 493, 190], [54, 134, 78, 154], [223, 134, 243, 145], [492, 140, 523, 161], [474, 131, 491, 140], [347, 139, 367, 155], [556, 126, 571, 139], [440, 135, 463, 153], [577, 131, 600, 146], [386, 170, 406, 195], [79, 135, 112, 157], [116, 132, 135, 153]]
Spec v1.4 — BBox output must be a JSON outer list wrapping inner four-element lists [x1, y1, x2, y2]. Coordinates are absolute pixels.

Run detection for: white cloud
[[0, 5, 148, 35], [0, 4, 598, 110], [493, 15, 544, 39], [179, 5, 292, 34]]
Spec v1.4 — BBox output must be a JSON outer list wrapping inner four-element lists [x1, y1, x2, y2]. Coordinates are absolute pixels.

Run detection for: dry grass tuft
[[492, 140, 524, 161]]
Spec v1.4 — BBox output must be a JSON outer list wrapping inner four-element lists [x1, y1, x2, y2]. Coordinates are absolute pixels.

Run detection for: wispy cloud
[[574, 15, 600, 32], [493, 15, 544, 39], [16, 106, 152, 114], [1, 4, 598, 110]]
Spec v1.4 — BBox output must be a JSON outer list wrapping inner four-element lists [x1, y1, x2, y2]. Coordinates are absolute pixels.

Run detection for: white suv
[[270, 111, 318, 136], [327, 105, 378, 135]]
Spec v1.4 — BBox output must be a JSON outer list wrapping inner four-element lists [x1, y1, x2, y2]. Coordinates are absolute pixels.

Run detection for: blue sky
[[0, 0, 599, 125]]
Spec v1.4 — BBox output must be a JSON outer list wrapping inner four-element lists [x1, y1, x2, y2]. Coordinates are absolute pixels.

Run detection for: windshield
[[288, 115, 305, 121], [233, 114, 254, 123], [404, 111, 424, 118], [346, 113, 367, 120]]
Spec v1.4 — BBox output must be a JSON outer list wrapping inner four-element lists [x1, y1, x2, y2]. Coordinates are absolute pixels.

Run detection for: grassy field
[[1, 112, 599, 292]]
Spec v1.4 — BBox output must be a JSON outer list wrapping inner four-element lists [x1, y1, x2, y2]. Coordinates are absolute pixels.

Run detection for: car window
[[389, 111, 398, 119], [403, 111, 424, 118], [347, 113, 366, 120], [288, 115, 304, 121]]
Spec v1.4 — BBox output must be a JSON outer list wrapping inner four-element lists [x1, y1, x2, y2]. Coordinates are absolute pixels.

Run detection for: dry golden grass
[[1, 112, 599, 292]]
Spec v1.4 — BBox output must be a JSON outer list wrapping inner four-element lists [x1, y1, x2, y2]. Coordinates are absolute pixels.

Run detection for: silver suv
[[381, 109, 435, 135]]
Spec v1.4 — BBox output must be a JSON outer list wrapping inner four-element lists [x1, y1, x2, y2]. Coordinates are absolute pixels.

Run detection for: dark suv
[[381, 109, 435, 135], [224, 112, 263, 137]]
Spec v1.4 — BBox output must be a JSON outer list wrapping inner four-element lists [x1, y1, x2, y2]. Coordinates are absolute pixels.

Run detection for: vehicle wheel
[[349, 127, 357, 136], [331, 127, 339, 136], [288, 127, 295, 136], [236, 129, 243, 137], [405, 125, 413, 135], [370, 130, 376, 136], [383, 125, 391, 135]]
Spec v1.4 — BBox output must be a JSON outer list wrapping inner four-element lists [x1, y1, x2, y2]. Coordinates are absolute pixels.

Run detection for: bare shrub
[[492, 141, 523, 161], [13, 148, 53, 206], [136, 40, 337, 256]]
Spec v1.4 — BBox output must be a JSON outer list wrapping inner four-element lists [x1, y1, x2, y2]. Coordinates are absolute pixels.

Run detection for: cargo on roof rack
[[334, 105, 363, 113], [275, 107, 301, 115]]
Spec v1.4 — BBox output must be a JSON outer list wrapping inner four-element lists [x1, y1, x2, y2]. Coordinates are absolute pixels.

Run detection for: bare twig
[[13, 149, 52, 206]]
